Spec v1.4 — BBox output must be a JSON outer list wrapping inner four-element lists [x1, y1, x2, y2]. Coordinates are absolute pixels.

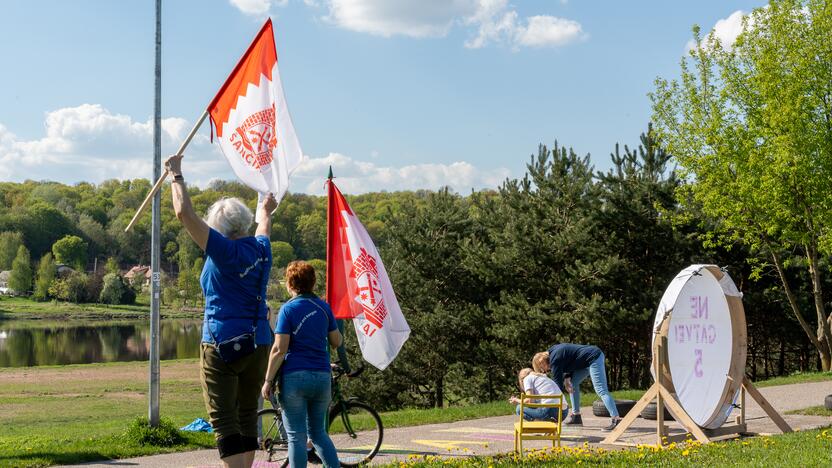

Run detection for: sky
[[0, 0, 765, 195]]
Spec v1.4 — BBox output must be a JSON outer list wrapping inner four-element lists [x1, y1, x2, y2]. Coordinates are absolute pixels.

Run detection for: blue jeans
[[515, 405, 558, 421], [569, 353, 618, 418], [279, 371, 340, 467]]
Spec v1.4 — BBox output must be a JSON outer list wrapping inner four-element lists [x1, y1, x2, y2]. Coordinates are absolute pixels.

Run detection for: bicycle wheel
[[328, 401, 383, 467], [256, 408, 289, 466]]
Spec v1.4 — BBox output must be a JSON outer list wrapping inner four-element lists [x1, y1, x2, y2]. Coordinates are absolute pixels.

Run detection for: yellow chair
[[513, 393, 564, 453]]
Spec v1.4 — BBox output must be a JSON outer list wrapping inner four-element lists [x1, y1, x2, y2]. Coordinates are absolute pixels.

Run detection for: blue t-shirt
[[200, 228, 273, 346], [275, 294, 338, 375]]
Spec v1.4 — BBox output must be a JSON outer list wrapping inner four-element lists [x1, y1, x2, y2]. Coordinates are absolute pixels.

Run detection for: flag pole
[[124, 109, 209, 232], [326, 166, 353, 373]]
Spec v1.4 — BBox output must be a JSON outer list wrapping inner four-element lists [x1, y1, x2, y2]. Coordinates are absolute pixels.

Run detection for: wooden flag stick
[[124, 110, 210, 232]]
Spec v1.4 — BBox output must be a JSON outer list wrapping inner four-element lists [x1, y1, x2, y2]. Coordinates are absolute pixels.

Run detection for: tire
[[640, 402, 675, 421], [592, 399, 637, 417], [256, 408, 289, 466], [825, 394, 832, 411], [328, 401, 384, 467]]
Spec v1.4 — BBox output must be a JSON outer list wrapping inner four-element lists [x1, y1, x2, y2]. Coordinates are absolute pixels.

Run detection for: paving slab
[[61, 380, 832, 467]]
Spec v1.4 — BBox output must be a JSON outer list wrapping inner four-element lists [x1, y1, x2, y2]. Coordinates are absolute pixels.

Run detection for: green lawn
[[390, 428, 832, 467], [787, 405, 832, 417], [0, 360, 214, 467], [0, 296, 201, 320]]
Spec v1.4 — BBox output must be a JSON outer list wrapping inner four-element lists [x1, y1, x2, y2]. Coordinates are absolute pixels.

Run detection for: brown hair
[[532, 352, 550, 373], [518, 368, 533, 391], [285, 260, 316, 294]]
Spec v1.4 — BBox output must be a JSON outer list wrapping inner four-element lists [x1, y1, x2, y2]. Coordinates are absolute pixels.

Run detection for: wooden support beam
[[703, 424, 748, 438], [742, 376, 792, 433], [601, 386, 658, 444]]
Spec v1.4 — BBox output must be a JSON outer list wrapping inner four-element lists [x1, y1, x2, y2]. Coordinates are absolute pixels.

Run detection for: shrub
[[48, 272, 88, 303], [85, 271, 104, 302], [123, 417, 185, 447], [100, 273, 133, 305]]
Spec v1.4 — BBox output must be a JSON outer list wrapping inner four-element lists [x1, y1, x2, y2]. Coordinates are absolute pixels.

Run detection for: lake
[[0, 319, 203, 367]]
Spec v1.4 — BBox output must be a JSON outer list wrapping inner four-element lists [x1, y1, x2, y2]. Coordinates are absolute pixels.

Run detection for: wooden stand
[[602, 337, 792, 446]]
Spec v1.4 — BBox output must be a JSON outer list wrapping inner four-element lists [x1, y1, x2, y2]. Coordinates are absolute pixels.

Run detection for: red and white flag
[[208, 19, 302, 212], [326, 179, 410, 370]]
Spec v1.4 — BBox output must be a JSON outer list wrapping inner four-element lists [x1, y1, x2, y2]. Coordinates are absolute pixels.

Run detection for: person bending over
[[533, 343, 621, 431]]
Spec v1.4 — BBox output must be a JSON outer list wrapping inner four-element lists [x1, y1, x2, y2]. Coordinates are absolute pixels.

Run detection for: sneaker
[[307, 448, 322, 464], [564, 413, 583, 426], [602, 419, 621, 432]]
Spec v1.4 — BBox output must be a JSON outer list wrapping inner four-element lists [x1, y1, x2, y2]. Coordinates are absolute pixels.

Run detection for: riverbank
[[0, 296, 202, 320], [1, 360, 830, 467]]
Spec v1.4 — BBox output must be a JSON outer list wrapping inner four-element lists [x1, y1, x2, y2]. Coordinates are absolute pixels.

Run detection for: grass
[[0, 360, 829, 468], [787, 405, 832, 417], [0, 359, 214, 467], [0, 296, 201, 320], [388, 428, 832, 467], [754, 371, 832, 388]]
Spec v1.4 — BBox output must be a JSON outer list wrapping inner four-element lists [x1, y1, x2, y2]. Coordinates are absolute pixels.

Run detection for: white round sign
[[652, 265, 746, 429]]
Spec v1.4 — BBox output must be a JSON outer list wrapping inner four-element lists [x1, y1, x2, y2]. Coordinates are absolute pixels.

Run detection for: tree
[[594, 127, 704, 388], [33, 253, 56, 301], [271, 241, 295, 269], [105, 257, 120, 275], [651, 0, 832, 369], [297, 211, 326, 260], [0, 231, 24, 270], [52, 235, 88, 271], [100, 273, 134, 305], [8, 245, 32, 294]]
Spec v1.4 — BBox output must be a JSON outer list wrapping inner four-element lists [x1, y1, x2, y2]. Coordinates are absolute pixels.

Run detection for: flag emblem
[[353, 247, 388, 331], [230, 105, 277, 171]]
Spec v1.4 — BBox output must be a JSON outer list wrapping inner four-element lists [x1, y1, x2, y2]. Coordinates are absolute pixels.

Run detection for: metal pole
[[149, 0, 162, 427]]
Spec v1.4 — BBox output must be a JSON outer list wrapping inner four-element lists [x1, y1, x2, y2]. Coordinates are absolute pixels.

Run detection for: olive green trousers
[[200, 343, 269, 440]]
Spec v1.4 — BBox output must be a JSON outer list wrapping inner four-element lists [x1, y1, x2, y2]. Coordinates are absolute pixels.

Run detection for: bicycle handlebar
[[332, 363, 365, 380]]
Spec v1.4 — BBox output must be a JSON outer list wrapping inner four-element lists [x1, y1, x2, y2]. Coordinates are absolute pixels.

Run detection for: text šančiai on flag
[[326, 179, 410, 370], [207, 19, 302, 214]]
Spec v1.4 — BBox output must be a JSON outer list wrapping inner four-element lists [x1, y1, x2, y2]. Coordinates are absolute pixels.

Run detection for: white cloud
[[686, 10, 748, 52], [324, 0, 477, 38], [228, 0, 288, 16], [0, 104, 221, 185], [0, 105, 510, 194], [466, 9, 585, 49], [319, 0, 584, 49], [292, 152, 511, 194]]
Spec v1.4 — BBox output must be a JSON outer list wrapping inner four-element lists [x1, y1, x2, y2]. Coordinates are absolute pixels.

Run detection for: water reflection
[[0, 319, 202, 367]]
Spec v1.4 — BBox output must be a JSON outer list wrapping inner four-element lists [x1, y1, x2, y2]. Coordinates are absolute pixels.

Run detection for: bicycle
[[257, 364, 384, 467]]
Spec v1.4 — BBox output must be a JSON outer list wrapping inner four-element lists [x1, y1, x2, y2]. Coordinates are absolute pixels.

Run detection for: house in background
[[124, 265, 151, 287], [0, 270, 10, 295]]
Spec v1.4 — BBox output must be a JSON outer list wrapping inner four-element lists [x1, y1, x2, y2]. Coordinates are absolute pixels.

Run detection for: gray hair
[[204, 198, 253, 239]]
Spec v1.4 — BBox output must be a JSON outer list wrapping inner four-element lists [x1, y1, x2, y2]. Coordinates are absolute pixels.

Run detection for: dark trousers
[[200, 343, 268, 440]]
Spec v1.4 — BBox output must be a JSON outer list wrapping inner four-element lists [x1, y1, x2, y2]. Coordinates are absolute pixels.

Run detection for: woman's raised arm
[[165, 154, 210, 250]]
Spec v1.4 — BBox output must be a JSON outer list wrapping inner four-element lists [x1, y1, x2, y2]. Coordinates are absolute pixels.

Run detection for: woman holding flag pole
[[166, 154, 276, 468]]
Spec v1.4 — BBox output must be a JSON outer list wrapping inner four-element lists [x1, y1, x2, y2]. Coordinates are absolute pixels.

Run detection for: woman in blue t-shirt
[[262, 260, 342, 467], [166, 154, 275, 468]]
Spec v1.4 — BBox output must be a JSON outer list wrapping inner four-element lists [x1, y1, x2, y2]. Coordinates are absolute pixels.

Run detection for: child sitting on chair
[[509, 368, 567, 421]]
